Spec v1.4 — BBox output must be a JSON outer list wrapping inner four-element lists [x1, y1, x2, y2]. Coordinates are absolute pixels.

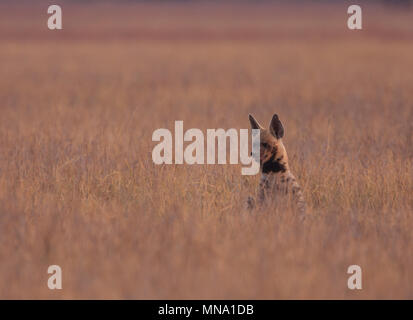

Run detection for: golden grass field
[[0, 1, 412, 299]]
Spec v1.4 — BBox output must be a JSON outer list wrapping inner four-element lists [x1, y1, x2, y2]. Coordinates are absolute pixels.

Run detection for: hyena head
[[249, 113, 289, 174]]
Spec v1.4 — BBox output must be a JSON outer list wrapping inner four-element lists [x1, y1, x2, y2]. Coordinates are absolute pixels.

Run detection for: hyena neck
[[261, 143, 290, 175], [262, 155, 288, 175]]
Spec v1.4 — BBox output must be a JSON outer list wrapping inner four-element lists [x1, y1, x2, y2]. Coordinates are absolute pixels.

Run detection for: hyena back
[[247, 113, 306, 214]]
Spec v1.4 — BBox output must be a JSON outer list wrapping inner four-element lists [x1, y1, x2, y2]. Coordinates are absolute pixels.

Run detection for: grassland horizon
[[0, 2, 412, 299]]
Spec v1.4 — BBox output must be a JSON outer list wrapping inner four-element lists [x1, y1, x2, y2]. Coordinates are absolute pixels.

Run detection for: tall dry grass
[[0, 2, 412, 299]]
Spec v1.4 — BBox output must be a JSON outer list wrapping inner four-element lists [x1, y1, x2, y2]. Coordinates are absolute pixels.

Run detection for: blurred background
[[0, 0, 412, 299]]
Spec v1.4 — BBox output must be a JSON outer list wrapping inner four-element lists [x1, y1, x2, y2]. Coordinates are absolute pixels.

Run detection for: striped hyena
[[247, 113, 306, 214]]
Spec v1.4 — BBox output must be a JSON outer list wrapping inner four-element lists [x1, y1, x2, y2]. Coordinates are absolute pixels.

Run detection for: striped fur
[[247, 114, 306, 214]]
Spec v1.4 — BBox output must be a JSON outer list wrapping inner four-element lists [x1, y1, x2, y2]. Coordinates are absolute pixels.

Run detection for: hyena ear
[[249, 114, 263, 130], [269, 114, 284, 139]]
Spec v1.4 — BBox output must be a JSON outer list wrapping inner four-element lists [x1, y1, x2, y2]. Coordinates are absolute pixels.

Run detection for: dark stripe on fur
[[262, 154, 286, 174]]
